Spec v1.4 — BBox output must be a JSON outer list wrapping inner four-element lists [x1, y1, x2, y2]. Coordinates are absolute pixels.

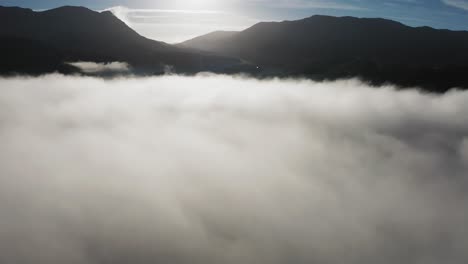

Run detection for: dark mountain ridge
[[0, 6, 243, 75], [2, 6, 468, 92], [181, 15, 468, 92]]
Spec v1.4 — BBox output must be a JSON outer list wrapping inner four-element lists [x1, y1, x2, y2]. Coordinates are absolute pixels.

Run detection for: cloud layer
[[0, 74, 468, 264], [68, 61, 131, 74], [442, 0, 468, 10]]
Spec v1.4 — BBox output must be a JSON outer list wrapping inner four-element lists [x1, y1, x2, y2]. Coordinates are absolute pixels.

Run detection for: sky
[[1, 0, 468, 43]]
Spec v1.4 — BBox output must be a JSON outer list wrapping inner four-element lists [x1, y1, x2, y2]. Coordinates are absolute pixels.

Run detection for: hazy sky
[[2, 0, 468, 42]]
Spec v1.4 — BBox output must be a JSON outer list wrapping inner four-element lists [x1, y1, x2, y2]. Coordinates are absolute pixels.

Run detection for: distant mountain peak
[[295, 15, 406, 27], [0, 5, 244, 76], [43, 6, 93, 13], [0, 5, 33, 13], [181, 14, 468, 92]]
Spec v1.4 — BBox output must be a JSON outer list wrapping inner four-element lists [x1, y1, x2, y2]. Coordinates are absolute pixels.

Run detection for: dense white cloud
[[0, 74, 468, 264]]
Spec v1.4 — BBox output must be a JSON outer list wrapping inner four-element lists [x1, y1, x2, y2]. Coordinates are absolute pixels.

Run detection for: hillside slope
[[181, 15, 468, 91], [0, 6, 242, 75]]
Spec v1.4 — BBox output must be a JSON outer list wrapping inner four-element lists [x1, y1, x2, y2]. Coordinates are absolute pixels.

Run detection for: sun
[[173, 0, 222, 10]]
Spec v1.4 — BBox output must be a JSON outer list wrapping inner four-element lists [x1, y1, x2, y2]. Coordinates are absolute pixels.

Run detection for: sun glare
[[173, 0, 224, 10]]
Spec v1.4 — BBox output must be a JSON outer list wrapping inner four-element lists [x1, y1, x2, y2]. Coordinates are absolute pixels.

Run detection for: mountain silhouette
[[2, 6, 468, 92], [180, 15, 468, 92], [0, 6, 243, 75]]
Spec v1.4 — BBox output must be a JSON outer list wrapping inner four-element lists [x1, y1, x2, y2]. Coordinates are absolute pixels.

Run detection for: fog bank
[[67, 61, 131, 74], [0, 74, 467, 264]]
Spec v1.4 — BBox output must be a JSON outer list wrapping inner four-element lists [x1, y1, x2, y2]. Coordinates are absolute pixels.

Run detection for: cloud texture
[[442, 0, 468, 10], [67, 61, 131, 74], [0, 74, 468, 264]]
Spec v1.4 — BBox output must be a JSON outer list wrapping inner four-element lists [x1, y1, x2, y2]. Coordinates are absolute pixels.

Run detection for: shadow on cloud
[[0, 74, 467, 264]]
